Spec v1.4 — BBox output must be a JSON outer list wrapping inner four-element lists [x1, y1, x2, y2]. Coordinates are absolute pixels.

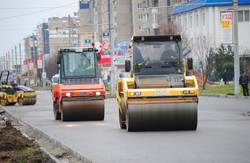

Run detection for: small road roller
[[116, 35, 199, 131], [52, 45, 106, 121], [0, 71, 37, 106]]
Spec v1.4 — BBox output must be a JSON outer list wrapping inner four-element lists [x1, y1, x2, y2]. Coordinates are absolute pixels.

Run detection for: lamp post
[[233, 0, 240, 94]]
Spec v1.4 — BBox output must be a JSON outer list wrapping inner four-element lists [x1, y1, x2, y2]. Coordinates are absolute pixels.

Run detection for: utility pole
[[109, 0, 115, 95], [19, 42, 22, 84], [68, 14, 71, 47], [233, 0, 240, 94], [3, 56, 5, 70], [15, 45, 17, 82], [5, 53, 8, 70], [33, 33, 37, 85], [8, 52, 10, 71], [42, 28, 46, 88], [12, 49, 14, 78]]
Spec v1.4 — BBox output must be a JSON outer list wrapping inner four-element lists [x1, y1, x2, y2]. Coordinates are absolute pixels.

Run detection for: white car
[[51, 75, 59, 91]]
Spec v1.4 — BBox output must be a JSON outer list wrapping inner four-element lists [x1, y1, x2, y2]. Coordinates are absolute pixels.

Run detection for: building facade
[[172, 0, 250, 72]]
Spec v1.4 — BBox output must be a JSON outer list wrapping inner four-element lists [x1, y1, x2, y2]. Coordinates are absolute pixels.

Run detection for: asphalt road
[[2, 90, 250, 163]]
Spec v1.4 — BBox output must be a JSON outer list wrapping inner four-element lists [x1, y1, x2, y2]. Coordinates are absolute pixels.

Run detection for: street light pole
[[233, 0, 240, 94], [19, 42, 22, 84], [33, 33, 37, 85]]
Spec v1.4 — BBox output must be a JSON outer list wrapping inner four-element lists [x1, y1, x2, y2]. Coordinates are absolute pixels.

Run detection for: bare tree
[[192, 35, 215, 89], [158, 21, 191, 53], [44, 46, 59, 80]]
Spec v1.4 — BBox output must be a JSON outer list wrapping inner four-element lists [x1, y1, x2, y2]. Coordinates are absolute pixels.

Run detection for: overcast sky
[[0, 0, 79, 58]]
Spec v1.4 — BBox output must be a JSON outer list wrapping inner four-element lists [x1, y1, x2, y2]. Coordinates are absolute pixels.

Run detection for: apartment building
[[36, 23, 50, 56], [141, 0, 176, 35], [48, 16, 79, 56], [172, 0, 250, 72]]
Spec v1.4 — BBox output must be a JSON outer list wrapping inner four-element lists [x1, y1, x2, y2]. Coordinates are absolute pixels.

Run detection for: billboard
[[95, 41, 111, 64], [114, 40, 131, 66], [221, 11, 232, 44]]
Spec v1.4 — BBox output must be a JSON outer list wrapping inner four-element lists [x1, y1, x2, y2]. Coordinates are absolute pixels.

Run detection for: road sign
[[85, 39, 91, 46], [42, 72, 46, 79], [37, 55, 43, 69], [29, 58, 34, 70], [102, 32, 110, 39]]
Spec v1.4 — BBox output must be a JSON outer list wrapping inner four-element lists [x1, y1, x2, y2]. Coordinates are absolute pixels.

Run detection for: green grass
[[200, 83, 250, 95]]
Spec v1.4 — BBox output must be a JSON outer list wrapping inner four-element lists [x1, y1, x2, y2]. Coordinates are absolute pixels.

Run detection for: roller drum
[[126, 103, 197, 131], [61, 99, 105, 121]]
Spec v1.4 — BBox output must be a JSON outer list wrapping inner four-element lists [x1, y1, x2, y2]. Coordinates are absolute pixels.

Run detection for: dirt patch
[[0, 110, 89, 163], [0, 121, 49, 163]]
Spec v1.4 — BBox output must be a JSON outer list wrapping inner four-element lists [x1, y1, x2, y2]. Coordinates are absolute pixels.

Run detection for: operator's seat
[[161, 50, 176, 61], [134, 47, 144, 63]]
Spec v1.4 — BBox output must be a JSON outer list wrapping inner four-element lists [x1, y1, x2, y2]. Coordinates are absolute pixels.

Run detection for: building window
[[143, 14, 149, 23], [153, 13, 158, 23], [203, 13, 205, 26], [196, 14, 199, 26], [138, 3, 143, 8], [190, 15, 192, 28], [245, 10, 249, 21], [168, 16, 171, 23], [138, 14, 143, 20], [153, 0, 158, 7], [184, 17, 187, 29], [238, 10, 250, 22], [139, 25, 143, 31], [239, 11, 243, 22], [167, 0, 170, 6]]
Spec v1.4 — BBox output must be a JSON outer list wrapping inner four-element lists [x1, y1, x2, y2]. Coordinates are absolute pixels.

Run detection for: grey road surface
[[2, 91, 250, 163]]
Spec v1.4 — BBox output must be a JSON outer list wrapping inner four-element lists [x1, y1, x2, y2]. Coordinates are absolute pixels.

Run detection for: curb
[[200, 93, 250, 100], [1, 107, 93, 163]]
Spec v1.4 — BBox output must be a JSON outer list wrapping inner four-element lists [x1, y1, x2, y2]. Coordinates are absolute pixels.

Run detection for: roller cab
[[53, 47, 106, 121], [117, 35, 199, 131]]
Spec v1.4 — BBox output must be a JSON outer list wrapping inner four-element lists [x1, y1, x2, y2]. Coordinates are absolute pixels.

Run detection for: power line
[[0, 6, 77, 10], [0, 2, 78, 21]]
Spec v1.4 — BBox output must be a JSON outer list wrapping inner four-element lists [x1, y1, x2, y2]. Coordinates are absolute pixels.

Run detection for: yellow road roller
[[0, 71, 37, 106], [116, 35, 199, 131]]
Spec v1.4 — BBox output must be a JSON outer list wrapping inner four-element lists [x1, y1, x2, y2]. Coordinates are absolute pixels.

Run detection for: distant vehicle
[[51, 75, 59, 91]]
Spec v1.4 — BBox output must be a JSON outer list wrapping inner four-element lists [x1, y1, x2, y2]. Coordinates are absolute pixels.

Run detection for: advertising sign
[[80, 0, 89, 9], [23, 60, 28, 72], [102, 40, 110, 55], [37, 55, 43, 69], [95, 41, 111, 64], [221, 12, 232, 44], [12, 69, 16, 78], [114, 40, 131, 66], [16, 65, 21, 74], [29, 70, 33, 77], [29, 58, 34, 70]]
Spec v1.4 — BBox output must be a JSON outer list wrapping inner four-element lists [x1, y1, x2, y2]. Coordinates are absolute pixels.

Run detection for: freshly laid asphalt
[[1, 91, 250, 163]]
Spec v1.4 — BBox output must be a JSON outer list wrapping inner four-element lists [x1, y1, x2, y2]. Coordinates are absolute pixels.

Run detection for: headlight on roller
[[129, 92, 141, 96], [183, 90, 195, 94], [65, 93, 71, 97], [95, 92, 101, 96]]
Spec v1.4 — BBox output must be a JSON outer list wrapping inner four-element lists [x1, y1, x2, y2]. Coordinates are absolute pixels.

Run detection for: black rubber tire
[[1, 97, 8, 106], [53, 99, 61, 120], [18, 97, 24, 106], [61, 101, 66, 121], [119, 109, 126, 129]]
